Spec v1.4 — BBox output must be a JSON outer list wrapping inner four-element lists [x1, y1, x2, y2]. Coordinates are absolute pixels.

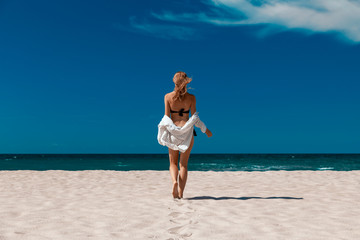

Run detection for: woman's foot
[[178, 190, 183, 199], [172, 182, 180, 199]]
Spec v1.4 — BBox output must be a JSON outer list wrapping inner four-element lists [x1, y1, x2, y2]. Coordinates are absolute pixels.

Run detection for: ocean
[[0, 154, 359, 171]]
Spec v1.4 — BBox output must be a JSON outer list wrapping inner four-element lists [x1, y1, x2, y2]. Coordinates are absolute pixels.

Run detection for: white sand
[[0, 170, 359, 240]]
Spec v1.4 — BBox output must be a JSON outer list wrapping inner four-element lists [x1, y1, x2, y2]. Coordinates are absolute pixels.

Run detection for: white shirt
[[157, 112, 207, 153]]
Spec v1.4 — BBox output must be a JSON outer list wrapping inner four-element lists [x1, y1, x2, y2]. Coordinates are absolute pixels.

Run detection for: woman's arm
[[190, 95, 197, 114], [164, 94, 171, 117], [191, 95, 212, 137], [205, 128, 212, 137]]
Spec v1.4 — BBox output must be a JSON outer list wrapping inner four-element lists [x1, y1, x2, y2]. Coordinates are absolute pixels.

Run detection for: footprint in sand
[[168, 225, 184, 234], [180, 232, 192, 238], [168, 212, 182, 218], [167, 226, 193, 239], [168, 214, 197, 238], [167, 199, 198, 239]]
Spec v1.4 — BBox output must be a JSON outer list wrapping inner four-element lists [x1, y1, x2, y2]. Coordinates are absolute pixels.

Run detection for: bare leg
[[178, 136, 194, 199], [168, 148, 180, 199]]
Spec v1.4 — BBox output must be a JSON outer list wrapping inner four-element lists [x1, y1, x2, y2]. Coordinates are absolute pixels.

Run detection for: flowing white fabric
[[157, 112, 207, 153]]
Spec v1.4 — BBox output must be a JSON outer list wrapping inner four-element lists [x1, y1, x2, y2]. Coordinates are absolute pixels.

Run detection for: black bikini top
[[170, 108, 190, 116]]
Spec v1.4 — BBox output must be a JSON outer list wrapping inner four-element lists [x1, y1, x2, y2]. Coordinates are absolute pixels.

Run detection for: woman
[[158, 71, 212, 199]]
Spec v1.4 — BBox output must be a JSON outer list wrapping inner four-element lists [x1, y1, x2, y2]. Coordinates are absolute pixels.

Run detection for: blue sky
[[1, 0, 359, 153]]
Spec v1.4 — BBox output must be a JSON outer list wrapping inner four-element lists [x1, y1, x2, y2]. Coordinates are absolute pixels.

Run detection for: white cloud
[[117, 16, 198, 40], [151, 0, 360, 42]]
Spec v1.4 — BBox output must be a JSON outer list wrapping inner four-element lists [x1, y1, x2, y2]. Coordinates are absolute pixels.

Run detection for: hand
[[205, 128, 212, 138]]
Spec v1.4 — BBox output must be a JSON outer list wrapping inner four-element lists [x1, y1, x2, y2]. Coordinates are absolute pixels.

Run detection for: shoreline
[[1, 170, 359, 239]]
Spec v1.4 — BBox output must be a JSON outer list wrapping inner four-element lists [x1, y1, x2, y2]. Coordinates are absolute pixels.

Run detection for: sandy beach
[[0, 170, 359, 240]]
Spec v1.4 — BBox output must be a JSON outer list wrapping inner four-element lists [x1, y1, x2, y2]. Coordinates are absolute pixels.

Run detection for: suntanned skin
[[164, 91, 212, 199]]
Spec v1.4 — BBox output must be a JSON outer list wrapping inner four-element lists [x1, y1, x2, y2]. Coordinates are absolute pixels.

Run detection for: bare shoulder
[[165, 92, 174, 100], [187, 93, 196, 101]]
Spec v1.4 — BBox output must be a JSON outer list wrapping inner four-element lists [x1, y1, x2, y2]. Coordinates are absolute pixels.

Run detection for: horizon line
[[1, 153, 360, 155]]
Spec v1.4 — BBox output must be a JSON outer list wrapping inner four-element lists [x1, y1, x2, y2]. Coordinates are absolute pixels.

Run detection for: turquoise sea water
[[0, 154, 359, 171]]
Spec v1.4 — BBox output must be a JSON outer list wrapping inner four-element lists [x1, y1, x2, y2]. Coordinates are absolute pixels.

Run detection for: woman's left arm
[[164, 94, 171, 117]]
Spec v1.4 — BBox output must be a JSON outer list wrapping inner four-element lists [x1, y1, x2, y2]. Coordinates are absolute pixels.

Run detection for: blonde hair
[[172, 71, 192, 102]]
